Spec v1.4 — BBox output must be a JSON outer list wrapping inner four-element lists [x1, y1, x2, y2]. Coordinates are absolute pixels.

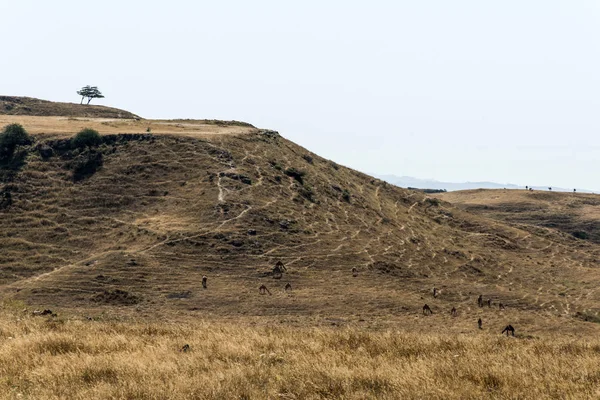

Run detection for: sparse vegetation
[[284, 167, 306, 184], [302, 154, 314, 164], [70, 150, 103, 181]]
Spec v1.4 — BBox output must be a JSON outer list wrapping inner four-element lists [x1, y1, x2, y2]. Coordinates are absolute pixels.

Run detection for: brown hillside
[[1, 116, 600, 337], [437, 189, 600, 244], [0, 96, 140, 119]]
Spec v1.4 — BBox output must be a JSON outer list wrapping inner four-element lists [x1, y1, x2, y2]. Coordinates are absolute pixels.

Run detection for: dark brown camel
[[502, 325, 515, 336], [423, 304, 433, 315]]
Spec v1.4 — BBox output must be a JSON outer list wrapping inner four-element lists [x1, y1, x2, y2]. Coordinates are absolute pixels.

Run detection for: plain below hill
[[0, 108, 599, 336]]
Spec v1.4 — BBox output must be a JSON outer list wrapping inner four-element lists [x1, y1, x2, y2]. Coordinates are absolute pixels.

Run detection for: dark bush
[[342, 189, 351, 202], [298, 185, 316, 202], [284, 167, 306, 184], [72, 128, 102, 149], [71, 151, 103, 181], [302, 154, 314, 164], [0, 124, 31, 159], [573, 231, 589, 240], [0, 189, 12, 210]]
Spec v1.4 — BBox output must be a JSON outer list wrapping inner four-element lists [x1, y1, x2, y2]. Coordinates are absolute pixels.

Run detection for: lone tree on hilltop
[[77, 86, 104, 105]]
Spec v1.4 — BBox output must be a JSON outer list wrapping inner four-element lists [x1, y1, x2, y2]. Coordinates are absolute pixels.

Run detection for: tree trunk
[[87, 98, 92, 105], [80, 97, 84, 104]]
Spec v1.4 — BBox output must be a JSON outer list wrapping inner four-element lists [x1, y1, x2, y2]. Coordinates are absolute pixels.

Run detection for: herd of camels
[[199, 261, 516, 337]]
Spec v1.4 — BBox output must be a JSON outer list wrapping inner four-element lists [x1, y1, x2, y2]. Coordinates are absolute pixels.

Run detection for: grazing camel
[[180, 344, 190, 352], [502, 325, 515, 336], [259, 284, 272, 295], [202, 276, 207, 289], [285, 283, 292, 292], [451, 307, 457, 317], [423, 304, 433, 315], [273, 261, 286, 279], [352, 267, 358, 277], [477, 295, 483, 308], [478, 318, 483, 329]]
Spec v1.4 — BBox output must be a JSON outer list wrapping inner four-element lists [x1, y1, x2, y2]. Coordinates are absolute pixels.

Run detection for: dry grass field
[[1, 304, 600, 400], [1, 99, 600, 398]]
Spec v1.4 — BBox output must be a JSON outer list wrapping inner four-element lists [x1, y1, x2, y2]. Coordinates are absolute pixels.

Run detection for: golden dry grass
[[0, 115, 256, 138], [0, 304, 599, 399]]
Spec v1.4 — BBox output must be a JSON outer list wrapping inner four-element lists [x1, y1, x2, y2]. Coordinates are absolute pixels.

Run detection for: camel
[[273, 261, 286, 279], [423, 304, 433, 315], [502, 325, 515, 336], [259, 285, 272, 295]]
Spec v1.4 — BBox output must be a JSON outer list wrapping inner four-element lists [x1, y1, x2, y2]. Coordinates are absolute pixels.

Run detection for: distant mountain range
[[373, 175, 595, 193]]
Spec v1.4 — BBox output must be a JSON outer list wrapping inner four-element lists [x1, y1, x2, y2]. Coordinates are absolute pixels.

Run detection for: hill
[[437, 189, 600, 244], [1, 114, 600, 337], [0, 96, 140, 119]]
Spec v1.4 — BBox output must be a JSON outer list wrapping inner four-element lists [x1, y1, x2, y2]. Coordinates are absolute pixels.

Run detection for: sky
[[3, 1, 600, 190]]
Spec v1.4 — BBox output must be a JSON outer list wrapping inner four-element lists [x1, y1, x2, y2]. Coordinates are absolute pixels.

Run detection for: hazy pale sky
[[3, 1, 600, 190]]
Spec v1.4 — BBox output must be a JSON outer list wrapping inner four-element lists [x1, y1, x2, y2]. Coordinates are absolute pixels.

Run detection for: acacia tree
[[77, 86, 105, 105]]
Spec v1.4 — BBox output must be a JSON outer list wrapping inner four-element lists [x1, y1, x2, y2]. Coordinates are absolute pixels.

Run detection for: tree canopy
[[77, 86, 105, 105]]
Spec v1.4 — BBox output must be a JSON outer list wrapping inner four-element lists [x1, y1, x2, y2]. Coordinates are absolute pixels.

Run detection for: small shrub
[[71, 151, 103, 181], [425, 198, 440, 207], [572, 231, 589, 240], [285, 167, 306, 184], [269, 160, 282, 171], [302, 154, 314, 164], [72, 128, 102, 149], [342, 189, 351, 202], [299, 185, 316, 202]]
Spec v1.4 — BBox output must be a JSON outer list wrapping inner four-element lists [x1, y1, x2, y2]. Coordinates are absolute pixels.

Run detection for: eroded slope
[[0, 123, 599, 335]]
